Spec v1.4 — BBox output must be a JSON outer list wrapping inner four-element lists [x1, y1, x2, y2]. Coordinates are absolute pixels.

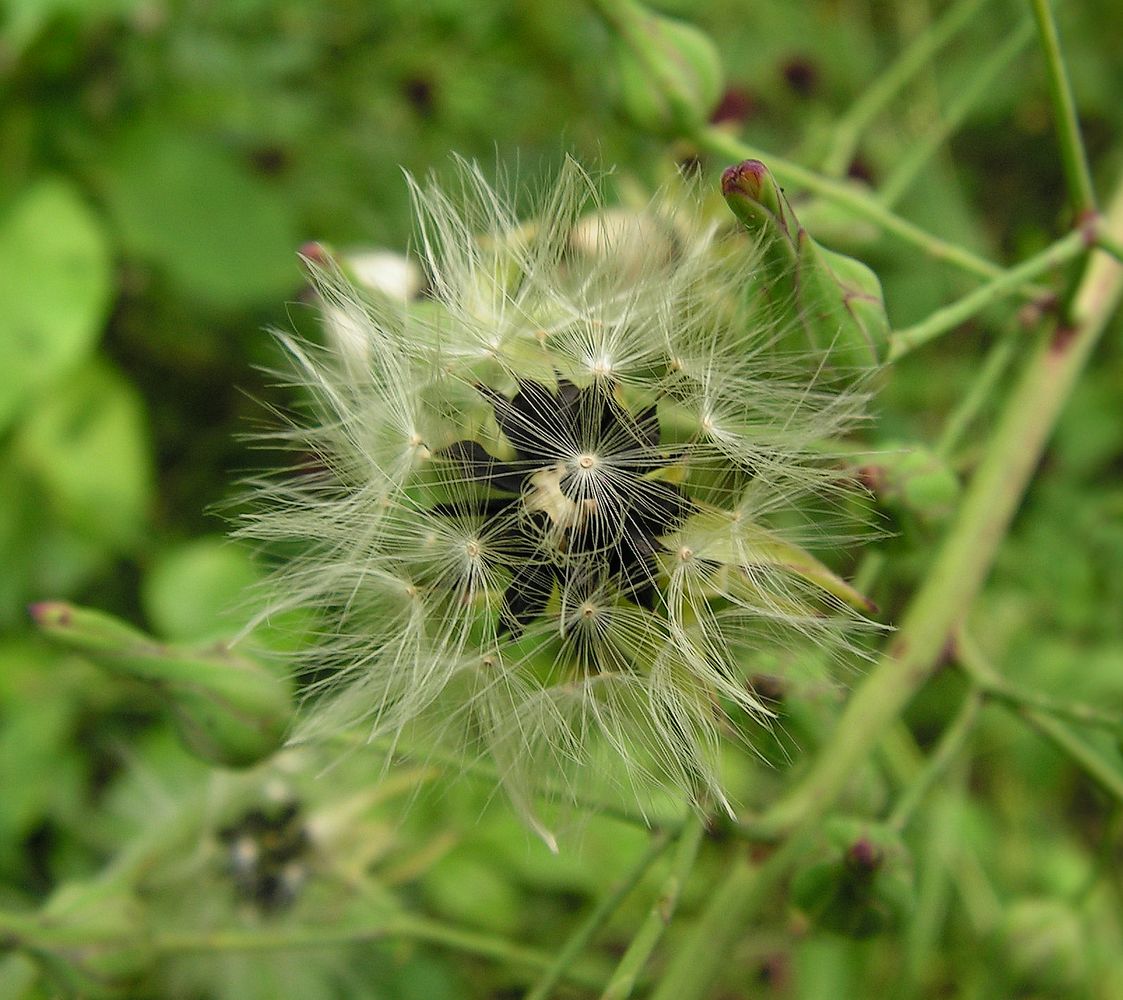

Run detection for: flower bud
[[722, 159, 890, 370], [790, 818, 914, 938], [31, 602, 292, 767], [602, 0, 723, 135]]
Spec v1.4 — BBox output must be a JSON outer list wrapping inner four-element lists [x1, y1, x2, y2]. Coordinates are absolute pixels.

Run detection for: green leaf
[[0, 641, 87, 871], [422, 852, 522, 934], [0, 179, 112, 432], [142, 537, 262, 643], [100, 123, 301, 308], [663, 509, 877, 613], [14, 361, 153, 550]]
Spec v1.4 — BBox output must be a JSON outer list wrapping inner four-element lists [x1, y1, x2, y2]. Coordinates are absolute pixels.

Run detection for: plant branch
[[598, 816, 706, 1000], [647, 827, 815, 1000], [153, 914, 604, 990], [609, 166, 1123, 1000], [694, 126, 1022, 288], [956, 630, 1123, 803], [879, 17, 1034, 208], [888, 227, 1087, 360], [956, 654, 1123, 734], [752, 172, 1123, 841], [935, 325, 1018, 457], [889, 687, 983, 832], [1096, 225, 1123, 264], [525, 830, 675, 1000], [1030, 0, 1097, 216], [821, 0, 986, 177]]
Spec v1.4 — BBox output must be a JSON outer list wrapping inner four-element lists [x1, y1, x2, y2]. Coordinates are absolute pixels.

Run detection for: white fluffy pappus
[[236, 158, 878, 838]]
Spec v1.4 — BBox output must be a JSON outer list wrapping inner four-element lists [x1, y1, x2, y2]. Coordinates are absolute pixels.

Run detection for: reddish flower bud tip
[[28, 601, 69, 628], [846, 837, 883, 873], [298, 241, 330, 265], [720, 159, 767, 200]]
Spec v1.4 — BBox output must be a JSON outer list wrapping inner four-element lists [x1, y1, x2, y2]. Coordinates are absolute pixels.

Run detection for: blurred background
[[3, 1, 1123, 997]]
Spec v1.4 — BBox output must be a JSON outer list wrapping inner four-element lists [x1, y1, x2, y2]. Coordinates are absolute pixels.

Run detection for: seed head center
[[577, 453, 598, 470]]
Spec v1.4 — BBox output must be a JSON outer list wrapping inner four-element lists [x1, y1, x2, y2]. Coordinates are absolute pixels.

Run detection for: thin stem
[[752, 174, 1123, 842], [888, 227, 1087, 360], [901, 784, 960, 997], [647, 828, 815, 1000], [1030, 0, 1097, 216], [956, 630, 1123, 804], [889, 687, 983, 832], [154, 914, 604, 990], [1097, 226, 1123, 264], [880, 18, 1034, 208], [935, 326, 1018, 458], [1022, 712, 1123, 803], [963, 671, 1123, 734], [821, 0, 986, 177], [694, 126, 1021, 289], [525, 830, 675, 1000], [598, 817, 705, 1000]]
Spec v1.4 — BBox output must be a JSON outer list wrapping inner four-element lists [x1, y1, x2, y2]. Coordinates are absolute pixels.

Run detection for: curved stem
[[957, 630, 1123, 803], [889, 687, 983, 832], [695, 126, 1023, 289], [754, 173, 1123, 841], [153, 914, 604, 990], [888, 227, 1087, 360], [647, 827, 815, 1000], [821, 0, 986, 177], [935, 325, 1019, 458], [525, 830, 674, 1000], [598, 816, 705, 1000], [879, 17, 1034, 208]]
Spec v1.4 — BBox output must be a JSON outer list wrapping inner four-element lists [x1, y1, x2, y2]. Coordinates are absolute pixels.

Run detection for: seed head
[[238, 158, 877, 835]]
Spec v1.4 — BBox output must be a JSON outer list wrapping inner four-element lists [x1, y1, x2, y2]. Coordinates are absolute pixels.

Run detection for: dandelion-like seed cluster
[[240, 159, 873, 831]]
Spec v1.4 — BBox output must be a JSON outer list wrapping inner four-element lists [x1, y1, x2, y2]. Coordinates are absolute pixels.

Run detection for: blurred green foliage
[[2, 0, 1123, 998]]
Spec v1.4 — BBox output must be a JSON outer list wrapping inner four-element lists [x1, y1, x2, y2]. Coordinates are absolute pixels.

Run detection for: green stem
[[935, 326, 1018, 458], [1030, 0, 1097, 216], [1022, 712, 1123, 803], [879, 18, 1034, 208], [1096, 225, 1123, 264], [889, 687, 983, 832], [752, 174, 1123, 842], [695, 127, 1020, 288], [901, 784, 960, 997], [956, 631, 1123, 803], [598, 817, 706, 1000], [961, 669, 1123, 734], [153, 914, 603, 990], [888, 227, 1087, 360], [821, 0, 986, 177], [647, 829, 814, 1000], [525, 830, 675, 1000]]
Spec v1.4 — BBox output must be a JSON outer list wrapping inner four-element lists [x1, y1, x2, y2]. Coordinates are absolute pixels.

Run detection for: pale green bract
[[237, 158, 879, 841]]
